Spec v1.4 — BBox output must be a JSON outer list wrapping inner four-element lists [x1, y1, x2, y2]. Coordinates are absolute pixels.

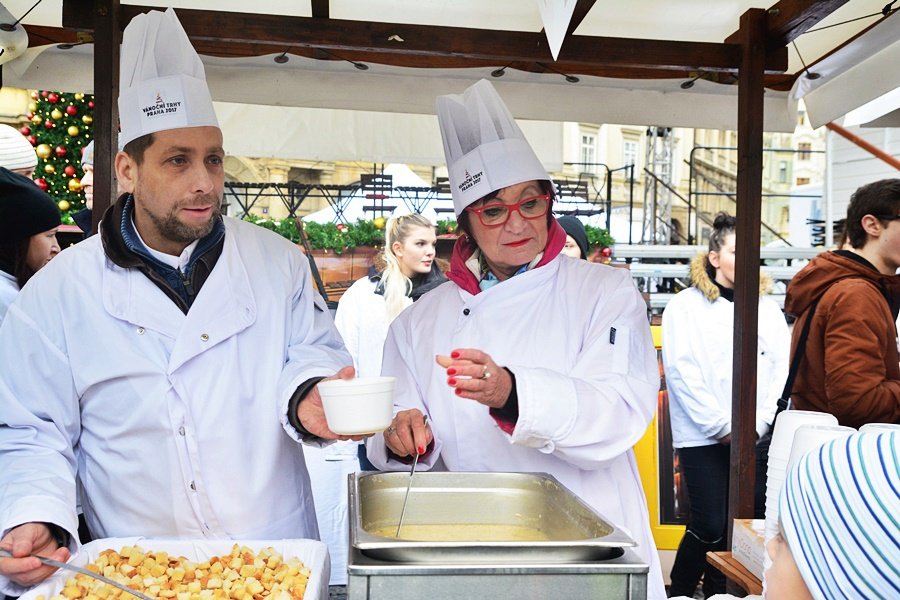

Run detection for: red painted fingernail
[[447, 368, 457, 375], [451, 351, 460, 359], [455, 388, 463, 396], [418, 446, 425, 454], [448, 378, 457, 386]]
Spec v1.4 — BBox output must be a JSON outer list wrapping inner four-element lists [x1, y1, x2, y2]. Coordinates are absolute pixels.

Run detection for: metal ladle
[[396, 414, 428, 537]]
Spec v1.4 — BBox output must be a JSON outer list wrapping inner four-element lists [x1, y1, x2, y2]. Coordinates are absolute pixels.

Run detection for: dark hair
[[0, 236, 38, 288], [457, 179, 555, 237], [123, 133, 155, 165], [846, 179, 900, 249], [708, 211, 736, 253]]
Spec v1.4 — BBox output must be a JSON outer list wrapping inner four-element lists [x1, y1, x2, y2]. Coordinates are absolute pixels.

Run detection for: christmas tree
[[21, 90, 95, 223]]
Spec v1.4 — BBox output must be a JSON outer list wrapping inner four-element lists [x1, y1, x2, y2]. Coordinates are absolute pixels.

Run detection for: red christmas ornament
[[64, 165, 77, 177], [87, 101, 95, 109], [600, 247, 613, 258], [48, 93, 60, 104], [66, 105, 78, 116], [25, 112, 33, 120], [41, 91, 49, 98], [44, 120, 55, 129], [35, 178, 49, 191], [19, 126, 31, 136], [27, 135, 37, 145], [336, 224, 347, 232], [55, 145, 68, 157]]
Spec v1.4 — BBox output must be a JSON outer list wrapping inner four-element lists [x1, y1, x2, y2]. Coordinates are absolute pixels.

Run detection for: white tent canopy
[[3, 0, 898, 134]]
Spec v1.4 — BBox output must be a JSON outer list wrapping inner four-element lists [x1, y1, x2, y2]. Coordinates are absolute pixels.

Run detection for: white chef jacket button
[[178, 426, 185, 436], [190, 481, 196, 491], [463, 308, 470, 316], [200, 333, 209, 342], [137, 327, 145, 335]]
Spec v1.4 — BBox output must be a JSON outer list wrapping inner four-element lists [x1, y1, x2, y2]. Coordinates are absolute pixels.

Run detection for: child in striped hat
[[769, 430, 899, 600]]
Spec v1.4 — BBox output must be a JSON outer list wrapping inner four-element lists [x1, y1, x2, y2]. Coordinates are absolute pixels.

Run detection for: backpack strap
[[776, 295, 822, 415]]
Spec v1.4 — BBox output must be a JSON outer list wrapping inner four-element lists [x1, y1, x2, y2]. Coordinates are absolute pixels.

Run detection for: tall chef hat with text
[[436, 79, 549, 216], [118, 7, 219, 149]]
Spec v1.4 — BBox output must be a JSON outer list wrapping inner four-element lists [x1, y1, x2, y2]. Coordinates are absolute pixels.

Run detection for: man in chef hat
[[367, 79, 666, 599], [0, 9, 355, 593]]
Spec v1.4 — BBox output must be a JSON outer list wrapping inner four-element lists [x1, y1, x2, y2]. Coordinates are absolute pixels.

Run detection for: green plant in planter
[[584, 225, 615, 250], [242, 214, 301, 243]]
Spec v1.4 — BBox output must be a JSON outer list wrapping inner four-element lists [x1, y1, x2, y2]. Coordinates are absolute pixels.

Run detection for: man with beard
[[0, 9, 356, 594]]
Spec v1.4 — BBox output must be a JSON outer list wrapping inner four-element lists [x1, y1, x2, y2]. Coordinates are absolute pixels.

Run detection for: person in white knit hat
[[365, 79, 666, 599], [0, 124, 38, 178], [0, 8, 356, 594]]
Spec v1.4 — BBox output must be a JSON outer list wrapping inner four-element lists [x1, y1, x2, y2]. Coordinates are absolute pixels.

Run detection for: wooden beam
[[90, 0, 119, 234], [310, 0, 329, 20], [61, 3, 788, 73], [726, 0, 850, 49], [729, 8, 767, 545]]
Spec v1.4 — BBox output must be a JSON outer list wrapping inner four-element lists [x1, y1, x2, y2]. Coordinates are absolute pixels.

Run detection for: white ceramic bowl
[[318, 376, 395, 435]]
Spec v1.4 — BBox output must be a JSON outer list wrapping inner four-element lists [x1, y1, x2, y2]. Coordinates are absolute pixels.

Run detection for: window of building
[[778, 160, 788, 183], [580, 134, 597, 173], [796, 177, 810, 186], [798, 142, 812, 160], [622, 139, 638, 180]]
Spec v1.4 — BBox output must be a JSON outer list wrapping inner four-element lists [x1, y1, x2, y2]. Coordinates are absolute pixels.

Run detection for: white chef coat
[[333, 275, 408, 378], [0, 217, 350, 595], [366, 256, 666, 599], [662, 287, 790, 448], [0, 270, 17, 326]]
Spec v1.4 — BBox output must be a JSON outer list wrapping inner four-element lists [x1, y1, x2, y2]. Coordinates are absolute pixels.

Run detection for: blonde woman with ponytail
[[306, 213, 445, 587], [335, 213, 445, 376]]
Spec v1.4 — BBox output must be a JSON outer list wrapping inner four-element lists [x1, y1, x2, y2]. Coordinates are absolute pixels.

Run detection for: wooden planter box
[[306, 246, 381, 302]]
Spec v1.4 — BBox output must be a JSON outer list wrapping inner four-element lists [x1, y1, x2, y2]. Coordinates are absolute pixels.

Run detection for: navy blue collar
[[120, 194, 225, 277]]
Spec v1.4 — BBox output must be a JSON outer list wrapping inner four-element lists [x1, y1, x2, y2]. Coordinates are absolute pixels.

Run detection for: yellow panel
[[635, 416, 685, 550], [636, 324, 685, 550]]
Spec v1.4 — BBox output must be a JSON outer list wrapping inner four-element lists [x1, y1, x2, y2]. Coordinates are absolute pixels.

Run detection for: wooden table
[[707, 551, 763, 596]]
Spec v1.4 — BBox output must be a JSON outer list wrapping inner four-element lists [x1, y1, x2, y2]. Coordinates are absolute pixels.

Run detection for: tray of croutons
[[19, 538, 328, 600]]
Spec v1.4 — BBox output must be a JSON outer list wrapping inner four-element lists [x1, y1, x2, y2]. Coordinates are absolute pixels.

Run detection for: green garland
[[243, 215, 614, 252]]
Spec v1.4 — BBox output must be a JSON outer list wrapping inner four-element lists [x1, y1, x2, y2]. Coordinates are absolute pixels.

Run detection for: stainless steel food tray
[[349, 471, 636, 564]]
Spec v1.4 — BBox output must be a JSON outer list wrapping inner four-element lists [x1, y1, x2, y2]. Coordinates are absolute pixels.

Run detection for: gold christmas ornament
[[31, 114, 43, 125], [373, 216, 386, 230], [50, 108, 64, 120], [81, 114, 93, 125], [74, 93, 84, 100], [67, 125, 80, 137], [68, 178, 82, 193], [35, 144, 52, 159], [44, 164, 56, 174], [28, 102, 37, 111], [57, 200, 71, 212]]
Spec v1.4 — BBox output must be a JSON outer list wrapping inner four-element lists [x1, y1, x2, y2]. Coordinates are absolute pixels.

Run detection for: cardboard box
[[732, 518, 766, 580]]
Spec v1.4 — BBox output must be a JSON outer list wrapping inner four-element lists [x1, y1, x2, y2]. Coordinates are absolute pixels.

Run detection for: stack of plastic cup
[[786, 423, 856, 471], [764, 411, 838, 543], [859, 422, 900, 433]]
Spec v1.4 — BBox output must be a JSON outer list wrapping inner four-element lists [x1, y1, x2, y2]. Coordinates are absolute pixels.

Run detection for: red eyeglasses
[[466, 194, 551, 227]]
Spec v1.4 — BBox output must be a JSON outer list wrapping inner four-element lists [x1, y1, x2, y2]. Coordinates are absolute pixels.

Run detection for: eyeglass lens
[[479, 196, 549, 225]]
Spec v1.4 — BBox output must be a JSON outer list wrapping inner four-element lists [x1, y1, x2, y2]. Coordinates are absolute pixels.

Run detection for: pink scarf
[[446, 217, 567, 295]]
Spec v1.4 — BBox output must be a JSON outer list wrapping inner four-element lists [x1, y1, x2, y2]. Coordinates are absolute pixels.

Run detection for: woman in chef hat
[[365, 79, 666, 599]]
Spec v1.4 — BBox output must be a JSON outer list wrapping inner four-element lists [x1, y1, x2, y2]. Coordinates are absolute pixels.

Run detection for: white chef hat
[[779, 431, 899, 600], [118, 7, 218, 149], [0, 124, 37, 172], [436, 79, 549, 215]]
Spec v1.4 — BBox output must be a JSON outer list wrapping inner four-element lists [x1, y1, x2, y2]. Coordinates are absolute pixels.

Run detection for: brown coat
[[784, 251, 900, 428]]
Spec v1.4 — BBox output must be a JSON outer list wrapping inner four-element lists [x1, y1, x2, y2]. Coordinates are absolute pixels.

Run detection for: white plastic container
[[19, 537, 328, 600], [319, 376, 395, 435]]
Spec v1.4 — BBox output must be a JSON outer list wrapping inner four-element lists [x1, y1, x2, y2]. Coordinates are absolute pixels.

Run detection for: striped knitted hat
[[780, 431, 899, 600], [0, 124, 37, 172]]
